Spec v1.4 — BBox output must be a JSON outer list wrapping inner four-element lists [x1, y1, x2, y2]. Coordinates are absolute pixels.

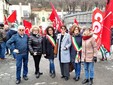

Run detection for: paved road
[[0, 54, 113, 85]]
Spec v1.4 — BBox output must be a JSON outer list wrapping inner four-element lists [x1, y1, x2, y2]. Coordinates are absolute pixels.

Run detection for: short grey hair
[[18, 25, 25, 30]]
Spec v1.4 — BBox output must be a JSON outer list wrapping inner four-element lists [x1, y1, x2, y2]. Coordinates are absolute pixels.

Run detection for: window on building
[[23, 10, 29, 17], [42, 17, 45, 22]]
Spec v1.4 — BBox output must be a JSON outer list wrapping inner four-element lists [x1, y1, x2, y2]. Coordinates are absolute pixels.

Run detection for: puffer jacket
[[82, 35, 97, 62], [28, 34, 43, 55]]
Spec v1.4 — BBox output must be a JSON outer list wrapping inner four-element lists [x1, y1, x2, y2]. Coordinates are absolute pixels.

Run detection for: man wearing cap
[[6, 25, 29, 84]]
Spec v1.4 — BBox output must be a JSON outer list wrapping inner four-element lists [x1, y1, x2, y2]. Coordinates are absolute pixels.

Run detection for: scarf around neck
[[82, 35, 92, 40]]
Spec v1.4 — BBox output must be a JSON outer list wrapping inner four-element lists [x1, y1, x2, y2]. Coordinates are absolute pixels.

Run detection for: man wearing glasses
[[6, 25, 29, 84]]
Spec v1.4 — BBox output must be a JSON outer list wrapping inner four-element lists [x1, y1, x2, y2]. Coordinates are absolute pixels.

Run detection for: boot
[[87, 78, 93, 85], [82, 79, 89, 84]]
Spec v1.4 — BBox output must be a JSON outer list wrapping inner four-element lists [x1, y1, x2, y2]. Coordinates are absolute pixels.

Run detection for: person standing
[[43, 26, 56, 78], [70, 25, 82, 81], [28, 26, 43, 79], [82, 28, 97, 85], [6, 25, 29, 84], [0, 23, 7, 60], [57, 25, 71, 81]]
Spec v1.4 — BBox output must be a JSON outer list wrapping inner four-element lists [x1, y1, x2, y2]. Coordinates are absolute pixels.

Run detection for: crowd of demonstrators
[[0, 23, 101, 85], [43, 26, 56, 78], [28, 26, 43, 79]]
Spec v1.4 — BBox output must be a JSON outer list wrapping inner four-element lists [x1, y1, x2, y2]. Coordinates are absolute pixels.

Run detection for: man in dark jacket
[[6, 25, 29, 84], [0, 23, 7, 60]]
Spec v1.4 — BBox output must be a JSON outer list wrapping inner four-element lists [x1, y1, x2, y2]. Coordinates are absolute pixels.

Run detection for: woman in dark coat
[[28, 26, 43, 78], [70, 24, 82, 81], [43, 26, 56, 78]]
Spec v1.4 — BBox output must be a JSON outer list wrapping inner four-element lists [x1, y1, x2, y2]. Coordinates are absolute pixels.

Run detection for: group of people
[[0, 23, 98, 85]]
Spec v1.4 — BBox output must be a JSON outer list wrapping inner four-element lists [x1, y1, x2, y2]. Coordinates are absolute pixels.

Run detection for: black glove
[[54, 55, 57, 58], [93, 57, 97, 63]]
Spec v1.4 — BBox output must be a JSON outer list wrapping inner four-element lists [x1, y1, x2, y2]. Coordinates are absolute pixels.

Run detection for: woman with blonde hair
[[82, 28, 97, 85], [70, 24, 82, 81], [28, 26, 43, 78]]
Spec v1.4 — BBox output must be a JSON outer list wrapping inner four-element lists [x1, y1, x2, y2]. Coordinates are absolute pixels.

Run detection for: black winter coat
[[28, 34, 43, 55], [43, 35, 56, 59]]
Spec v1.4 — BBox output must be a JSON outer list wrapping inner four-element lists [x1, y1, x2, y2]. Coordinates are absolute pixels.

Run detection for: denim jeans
[[74, 62, 81, 77], [15, 53, 28, 80], [49, 59, 55, 74], [0, 42, 6, 59], [84, 62, 94, 79]]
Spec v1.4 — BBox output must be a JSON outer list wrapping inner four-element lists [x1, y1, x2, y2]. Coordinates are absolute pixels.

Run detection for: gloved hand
[[13, 49, 19, 53], [54, 55, 57, 58], [93, 56, 97, 63]]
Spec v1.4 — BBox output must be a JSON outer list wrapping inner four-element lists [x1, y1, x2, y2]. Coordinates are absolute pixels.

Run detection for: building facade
[[32, 8, 66, 30], [9, 3, 31, 24], [0, 0, 10, 22]]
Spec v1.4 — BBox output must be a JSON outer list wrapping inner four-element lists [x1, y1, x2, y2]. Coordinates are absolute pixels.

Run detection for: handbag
[[69, 62, 74, 72], [54, 42, 58, 55]]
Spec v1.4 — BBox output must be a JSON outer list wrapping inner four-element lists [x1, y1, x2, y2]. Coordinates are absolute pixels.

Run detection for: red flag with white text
[[101, 0, 113, 52], [49, 2, 63, 32], [92, 8, 104, 49]]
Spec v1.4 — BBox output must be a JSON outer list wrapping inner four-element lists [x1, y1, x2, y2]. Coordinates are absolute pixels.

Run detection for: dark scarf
[[82, 35, 92, 40]]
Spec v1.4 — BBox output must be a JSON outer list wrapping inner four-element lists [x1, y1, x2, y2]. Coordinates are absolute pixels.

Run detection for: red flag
[[7, 10, 16, 23], [92, 8, 104, 49], [49, 10, 55, 22], [23, 20, 32, 36], [4, 15, 8, 25], [74, 18, 78, 25], [101, 0, 113, 52], [49, 2, 63, 32]]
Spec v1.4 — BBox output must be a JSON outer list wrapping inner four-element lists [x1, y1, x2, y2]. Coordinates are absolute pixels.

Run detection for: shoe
[[87, 78, 93, 85], [75, 77, 80, 81], [36, 73, 40, 78], [100, 57, 104, 61], [23, 76, 28, 80], [61, 75, 65, 78], [39, 72, 43, 75], [64, 77, 69, 81], [51, 74, 56, 78], [82, 79, 89, 84], [16, 80, 21, 84], [35, 72, 43, 75]]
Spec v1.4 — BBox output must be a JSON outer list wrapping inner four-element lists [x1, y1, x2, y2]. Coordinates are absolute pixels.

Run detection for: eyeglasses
[[19, 29, 24, 31]]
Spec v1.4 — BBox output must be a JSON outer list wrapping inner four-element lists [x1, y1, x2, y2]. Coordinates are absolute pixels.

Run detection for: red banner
[[92, 8, 104, 49], [49, 2, 63, 32], [23, 20, 32, 36], [101, 0, 113, 52], [7, 10, 17, 23]]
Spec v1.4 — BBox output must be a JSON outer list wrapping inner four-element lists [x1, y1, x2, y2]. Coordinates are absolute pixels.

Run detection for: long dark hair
[[46, 26, 55, 36]]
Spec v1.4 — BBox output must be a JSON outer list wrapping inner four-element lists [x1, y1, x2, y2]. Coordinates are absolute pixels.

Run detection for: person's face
[[4, 25, 9, 30], [74, 27, 79, 35], [18, 28, 25, 35], [48, 28, 53, 35], [32, 28, 39, 35], [83, 29, 90, 36], [61, 27, 66, 33]]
